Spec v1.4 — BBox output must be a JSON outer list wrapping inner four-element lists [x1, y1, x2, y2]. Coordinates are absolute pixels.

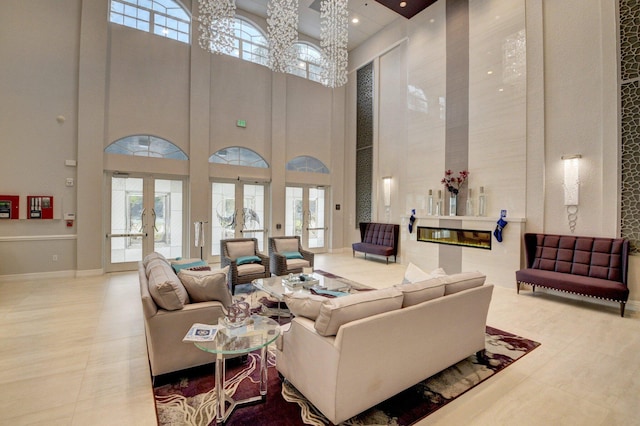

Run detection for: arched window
[[289, 42, 323, 83], [229, 17, 269, 67], [286, 156, 329, 173], [109, 0, 190, 44], [209, 147, 269, 168], [105, 135, 188, 159]]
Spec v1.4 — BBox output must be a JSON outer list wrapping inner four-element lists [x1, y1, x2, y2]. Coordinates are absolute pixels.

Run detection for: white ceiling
[[235, 0, 402, 50]]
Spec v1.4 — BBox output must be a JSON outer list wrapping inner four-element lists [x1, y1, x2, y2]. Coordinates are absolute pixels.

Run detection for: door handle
[[152, 209, 159, 232], [139, 208, 146, 233]]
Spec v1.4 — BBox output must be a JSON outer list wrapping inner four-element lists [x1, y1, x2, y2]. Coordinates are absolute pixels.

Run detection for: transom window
[[209, 147, 269, 168], [229, 17, 269, 67], [105, 135, 188, 159], [289, 43, 323, 83], [109, 0, 190, 44], [286, 156, 329, 173]]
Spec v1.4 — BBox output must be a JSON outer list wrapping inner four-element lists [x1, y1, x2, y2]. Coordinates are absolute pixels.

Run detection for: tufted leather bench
[[352, 222, 400, 264], [515, 233, 630, 316]]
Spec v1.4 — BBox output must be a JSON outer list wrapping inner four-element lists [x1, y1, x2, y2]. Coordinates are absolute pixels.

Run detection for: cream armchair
[[268, 236, 314, 276], [220, 238, 270, 294]]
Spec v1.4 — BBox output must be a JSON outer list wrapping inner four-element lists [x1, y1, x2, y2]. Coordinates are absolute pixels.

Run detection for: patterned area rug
[[154, 326, 540, 425]]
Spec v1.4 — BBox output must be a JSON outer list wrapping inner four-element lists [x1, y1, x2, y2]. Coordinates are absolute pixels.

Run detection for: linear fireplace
[[417, 226, 492, 250]]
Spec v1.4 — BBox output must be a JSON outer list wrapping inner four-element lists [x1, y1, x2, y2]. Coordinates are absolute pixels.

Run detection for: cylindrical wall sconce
[[382, 176, 392, 207], [562, 154, 581, 232]]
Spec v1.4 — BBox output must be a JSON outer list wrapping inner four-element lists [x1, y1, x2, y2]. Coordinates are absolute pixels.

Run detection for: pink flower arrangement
[[441, 170, 469, 195]]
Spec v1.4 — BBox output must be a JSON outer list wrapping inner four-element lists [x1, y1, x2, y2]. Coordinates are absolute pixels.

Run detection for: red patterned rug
[[154, 326, 540, 425]]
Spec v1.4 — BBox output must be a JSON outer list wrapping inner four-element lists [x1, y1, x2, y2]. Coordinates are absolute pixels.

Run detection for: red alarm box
[[0, 195, 19, 219], [27, 196, 54, 219]]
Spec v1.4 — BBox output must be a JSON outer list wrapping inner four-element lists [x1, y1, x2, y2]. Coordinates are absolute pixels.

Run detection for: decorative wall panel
[[356, 62, 374, 225], [620, 0, 640, 252], [620, 0, 640, 82]]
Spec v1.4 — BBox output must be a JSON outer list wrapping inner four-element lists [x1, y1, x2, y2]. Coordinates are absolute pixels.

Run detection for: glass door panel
[[241, 184, 266, 250], [109, 176, 145, 265], [211, 182, 237, 256], [285, 187, 303, 237], [308, 187, 325, 249], [153, 179, 184, 259]]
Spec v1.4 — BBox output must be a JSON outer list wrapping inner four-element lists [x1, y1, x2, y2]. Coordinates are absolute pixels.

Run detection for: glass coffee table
[[193, 315, 280, 424], [252, 273, 367, 320]]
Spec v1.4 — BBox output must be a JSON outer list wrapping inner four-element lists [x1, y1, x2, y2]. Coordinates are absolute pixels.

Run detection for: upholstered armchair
[[268, 236, 314, 276], [220, 238, 270, 294]]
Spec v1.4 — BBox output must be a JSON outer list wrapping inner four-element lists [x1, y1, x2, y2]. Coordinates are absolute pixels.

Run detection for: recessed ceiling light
[[487, 70, 493, 75], [399, 1, 407, 7], [352, 17, 359, 24]]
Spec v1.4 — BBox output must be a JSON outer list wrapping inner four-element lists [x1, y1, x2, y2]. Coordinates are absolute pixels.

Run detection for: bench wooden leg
[[517, 282, 521, 294], [620, 302, 626, 318]]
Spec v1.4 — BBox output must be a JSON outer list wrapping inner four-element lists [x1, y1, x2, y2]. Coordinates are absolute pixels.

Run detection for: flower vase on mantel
[[449, 193, 457, 216]]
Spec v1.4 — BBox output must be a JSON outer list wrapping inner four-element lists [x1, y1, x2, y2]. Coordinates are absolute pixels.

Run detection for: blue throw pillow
[[172, 260, 207, 273], [236, 255, 262, 265], [282, 251, 304, 259]]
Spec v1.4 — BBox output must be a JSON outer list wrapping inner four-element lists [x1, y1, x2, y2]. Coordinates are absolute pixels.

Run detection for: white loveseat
[[275, 272, 493, 424]]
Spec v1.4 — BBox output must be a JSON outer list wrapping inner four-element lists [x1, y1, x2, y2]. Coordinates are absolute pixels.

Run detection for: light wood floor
[[1, 252, 639, 425]]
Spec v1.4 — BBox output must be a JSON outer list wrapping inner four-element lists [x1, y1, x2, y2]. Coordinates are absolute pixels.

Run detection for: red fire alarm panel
[[27, 196, 54, 219], [0, 195, 19, 219]]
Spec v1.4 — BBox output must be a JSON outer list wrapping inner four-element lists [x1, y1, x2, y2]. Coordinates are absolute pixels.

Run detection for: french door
[[285, 186, 327, 252], [211, 181, 268, 259], [106, 174, 185, 272]]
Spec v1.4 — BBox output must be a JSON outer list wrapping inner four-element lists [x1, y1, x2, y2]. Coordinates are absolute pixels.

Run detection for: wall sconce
[[382, 176, 392, 207], [562, 154, 581, 233]]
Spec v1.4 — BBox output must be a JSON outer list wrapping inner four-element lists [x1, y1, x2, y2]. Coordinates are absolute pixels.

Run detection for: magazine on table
[[183, 323, 219, 342]]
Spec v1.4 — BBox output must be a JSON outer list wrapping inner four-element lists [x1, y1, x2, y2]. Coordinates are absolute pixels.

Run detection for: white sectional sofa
[[275, 272, 493, 424]]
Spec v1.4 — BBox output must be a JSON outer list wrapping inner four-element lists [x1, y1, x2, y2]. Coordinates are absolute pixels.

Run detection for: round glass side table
[[193, 315, 280, 424]]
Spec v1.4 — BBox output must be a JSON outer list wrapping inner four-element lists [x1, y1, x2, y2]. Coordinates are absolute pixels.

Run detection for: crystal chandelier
[[267, 0, 299, 73], [320, 0, 349, 88], [197, 0, 236, 55]]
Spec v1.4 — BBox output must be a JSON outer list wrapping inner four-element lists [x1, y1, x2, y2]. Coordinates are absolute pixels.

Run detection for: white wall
[[345, 0, 635, 300], [0, 0, 345, 276]]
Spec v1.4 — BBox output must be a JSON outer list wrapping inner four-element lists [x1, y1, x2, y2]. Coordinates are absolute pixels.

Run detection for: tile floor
[[1, 252, 639, 425]]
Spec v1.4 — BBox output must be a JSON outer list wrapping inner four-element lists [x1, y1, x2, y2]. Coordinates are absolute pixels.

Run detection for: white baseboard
[[75, 268, 105, 278], [0, 268, 105, 283]]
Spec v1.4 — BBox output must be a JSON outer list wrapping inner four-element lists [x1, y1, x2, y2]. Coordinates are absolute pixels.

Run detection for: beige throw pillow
[[314, 287, 404, 337], [283, 292, 327, 320], [147, 262, 190, 311], [178, 266, 232, 307], [395, 276, 447, 307], [403, 262, 447, 284], [142, 252, 169, 268], [444, 271, 486, 295]]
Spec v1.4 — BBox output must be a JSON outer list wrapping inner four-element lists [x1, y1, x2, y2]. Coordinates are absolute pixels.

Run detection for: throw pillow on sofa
[[178, 266, 232, 307], [283, 292, 327, 320], [147, 261, 190, 311], [444, 271, 486, 295], [395, 276, 447, 307], [403, 262, 447, 284], [170, 258, 209, 273], [314, 287, 404, 337], [143, 252, 170, 268]]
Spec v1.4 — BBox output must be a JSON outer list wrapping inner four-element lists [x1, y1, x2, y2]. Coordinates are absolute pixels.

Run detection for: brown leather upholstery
[[516, 233, 629, 316], [352, 222, 400, 264]]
